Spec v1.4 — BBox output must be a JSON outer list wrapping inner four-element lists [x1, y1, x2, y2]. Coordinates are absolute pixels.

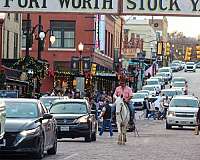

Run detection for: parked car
[[40, 96, 68, 110], [156, 72, 169, 84], [172, 81, 186, 93], [171, 77, 187, 87], [142, 85, 157, 97], [131, 93, 149, 110], [0, 101, 6, 141], [161, 89, 183, 99], [146, 79, 161, 92], [50, 99, 97, 142], [184, 62, 196, 72], [196, 61, 200, 68], [150, 76, 165, 89], [166, 95, 199, 129], [158, 67, 173, 81], [0, 99, 57, 159], [170, 63, 180, 72]]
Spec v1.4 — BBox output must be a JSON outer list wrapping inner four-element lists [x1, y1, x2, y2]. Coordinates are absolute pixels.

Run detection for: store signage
[[123, 0, 200, 16], [0, 0, 118, 13]]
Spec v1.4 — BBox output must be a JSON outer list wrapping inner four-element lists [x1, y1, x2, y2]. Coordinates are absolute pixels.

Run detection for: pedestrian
[[161, 96, 170, 119], [99, 98, 113, 137]]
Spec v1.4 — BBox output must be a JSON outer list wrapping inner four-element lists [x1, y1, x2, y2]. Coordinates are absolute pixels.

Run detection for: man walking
[[99, 98, 113, 137]]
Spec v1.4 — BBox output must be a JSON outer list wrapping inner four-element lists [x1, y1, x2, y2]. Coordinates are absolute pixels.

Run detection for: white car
[[142, 85, 157, 97], [185, 62, 196, 72], [166, 95, 199, 129], [131, 93, 148, 110], [151, 76, 165, 89], [158, 67, 173, 81], [171, 77, 186, 84], [161, 89, 183, 99], [0, 101, 6, 140], [146, 79, 161, 91], [156, 72, 169, 84], [172, 81, 186, 93]]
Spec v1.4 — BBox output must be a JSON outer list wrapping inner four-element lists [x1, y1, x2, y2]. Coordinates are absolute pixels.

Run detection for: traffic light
[[91, 63, 97, 75], [185, 47, 192, 61], [196, 46, 200, 59], [165, 43, 170, 56], [157, 42, 163, 55]]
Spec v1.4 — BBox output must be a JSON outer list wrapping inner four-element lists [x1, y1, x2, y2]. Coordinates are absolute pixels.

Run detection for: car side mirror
[[43, 113, 53, 119]]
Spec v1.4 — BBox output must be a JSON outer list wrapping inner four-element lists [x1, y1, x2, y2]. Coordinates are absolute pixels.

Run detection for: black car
[[50, 99, 97, 142], [0, 99, 57, 159]]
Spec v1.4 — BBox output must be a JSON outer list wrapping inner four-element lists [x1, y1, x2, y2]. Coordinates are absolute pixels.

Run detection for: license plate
[[181, 121, 187, 125], [60, 126, 69, 131], [0, 139, 6, 147]]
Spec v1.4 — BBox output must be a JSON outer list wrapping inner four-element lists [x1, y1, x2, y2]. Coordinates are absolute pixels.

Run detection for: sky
[[133, 16, 200, 38], [167, 17, 200, 38]]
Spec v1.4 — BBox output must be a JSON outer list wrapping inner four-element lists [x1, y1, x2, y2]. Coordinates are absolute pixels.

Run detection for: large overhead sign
[[123, 0, 200, 16], [0, 0, 118, 13]]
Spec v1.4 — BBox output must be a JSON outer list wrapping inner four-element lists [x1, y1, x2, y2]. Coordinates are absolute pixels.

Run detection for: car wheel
[[47, 134, 57, 155], [85, 131, 92, 142], [166, 121, 172, 129], [91, 132, 96, 141], [33, 135, 44, 159]]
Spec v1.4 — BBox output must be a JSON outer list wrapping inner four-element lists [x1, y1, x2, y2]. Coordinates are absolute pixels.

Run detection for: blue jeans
[[99, 119, 113, 136]]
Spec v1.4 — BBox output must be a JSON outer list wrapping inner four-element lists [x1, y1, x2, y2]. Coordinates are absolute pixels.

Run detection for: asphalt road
[[2, 69, 200, 160]]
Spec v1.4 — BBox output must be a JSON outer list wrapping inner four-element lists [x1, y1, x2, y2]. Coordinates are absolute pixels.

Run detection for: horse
[[115, 96, 130, 145]]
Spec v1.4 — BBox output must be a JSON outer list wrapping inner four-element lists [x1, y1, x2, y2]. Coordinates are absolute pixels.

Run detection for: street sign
[[0, 0, 118, 13], [123, 0, 200, 16]]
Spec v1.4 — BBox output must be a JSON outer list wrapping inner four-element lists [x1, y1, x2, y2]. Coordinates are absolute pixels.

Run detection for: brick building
[[21, 13, 122, 94]]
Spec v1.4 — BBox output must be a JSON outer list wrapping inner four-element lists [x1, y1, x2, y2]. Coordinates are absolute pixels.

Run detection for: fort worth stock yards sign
[[1, 0, 200, 16]]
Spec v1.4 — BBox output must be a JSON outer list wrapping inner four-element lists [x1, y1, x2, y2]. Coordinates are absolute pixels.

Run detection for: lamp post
[[23, 14, 56, 95], [78, 42, 84, 75]]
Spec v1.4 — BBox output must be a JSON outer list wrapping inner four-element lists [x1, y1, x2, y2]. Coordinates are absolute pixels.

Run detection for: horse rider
[[98, 97, 113, 137], [113, 75, 134, 126]]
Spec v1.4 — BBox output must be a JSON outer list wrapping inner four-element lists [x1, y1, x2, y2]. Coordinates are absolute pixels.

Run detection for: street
[[1, 70, 200, 160]]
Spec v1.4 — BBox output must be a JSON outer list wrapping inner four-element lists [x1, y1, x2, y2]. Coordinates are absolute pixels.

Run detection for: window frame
[[50, 20, 76, 49]]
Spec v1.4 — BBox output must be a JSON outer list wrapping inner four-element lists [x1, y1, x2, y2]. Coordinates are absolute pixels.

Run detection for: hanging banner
[[0, 0, 118, 13], [123, 0, 200, 16]]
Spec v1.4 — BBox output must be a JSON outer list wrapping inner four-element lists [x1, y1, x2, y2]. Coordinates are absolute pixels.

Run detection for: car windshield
[[143, 86, 154, 91], [133, 94, 147, 99], [170, 99, 198, 108], [50, 102, 87, 114], [161, 90, 182, 97], [174, 83, 185, 87], [156, 73, 165, 77], [147, 80, 158, 85], [172, 78, 185, 82], [186, 62, 194, 65], [40, 97, 60, 108], [159, 69, 170, 72], [5, 101, 38, 118]]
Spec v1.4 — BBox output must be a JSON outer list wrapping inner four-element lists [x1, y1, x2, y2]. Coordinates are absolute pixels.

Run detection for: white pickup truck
[[0, 101, 6, 141]]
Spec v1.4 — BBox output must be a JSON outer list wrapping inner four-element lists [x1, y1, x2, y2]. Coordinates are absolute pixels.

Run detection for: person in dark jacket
[[98, 98, 113, 137]]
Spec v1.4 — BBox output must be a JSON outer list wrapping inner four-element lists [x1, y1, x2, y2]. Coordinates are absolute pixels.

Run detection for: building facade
[[21, 13, 122, 94], [124, 19, 157, 59]]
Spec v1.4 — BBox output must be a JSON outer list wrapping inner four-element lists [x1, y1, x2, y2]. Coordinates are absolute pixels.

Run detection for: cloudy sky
[[167, 17, 200, 38]]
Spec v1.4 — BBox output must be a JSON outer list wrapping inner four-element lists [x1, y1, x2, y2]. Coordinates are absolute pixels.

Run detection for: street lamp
[[78, 42, 84, 75]]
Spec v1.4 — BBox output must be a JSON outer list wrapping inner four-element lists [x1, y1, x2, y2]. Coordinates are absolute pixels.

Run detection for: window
[[6, 31, 9, 58], [21, 20, 32, 48], [50, 21, 75, 49], [14, 13, 19, 22], [14, 33, 18, 59]]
